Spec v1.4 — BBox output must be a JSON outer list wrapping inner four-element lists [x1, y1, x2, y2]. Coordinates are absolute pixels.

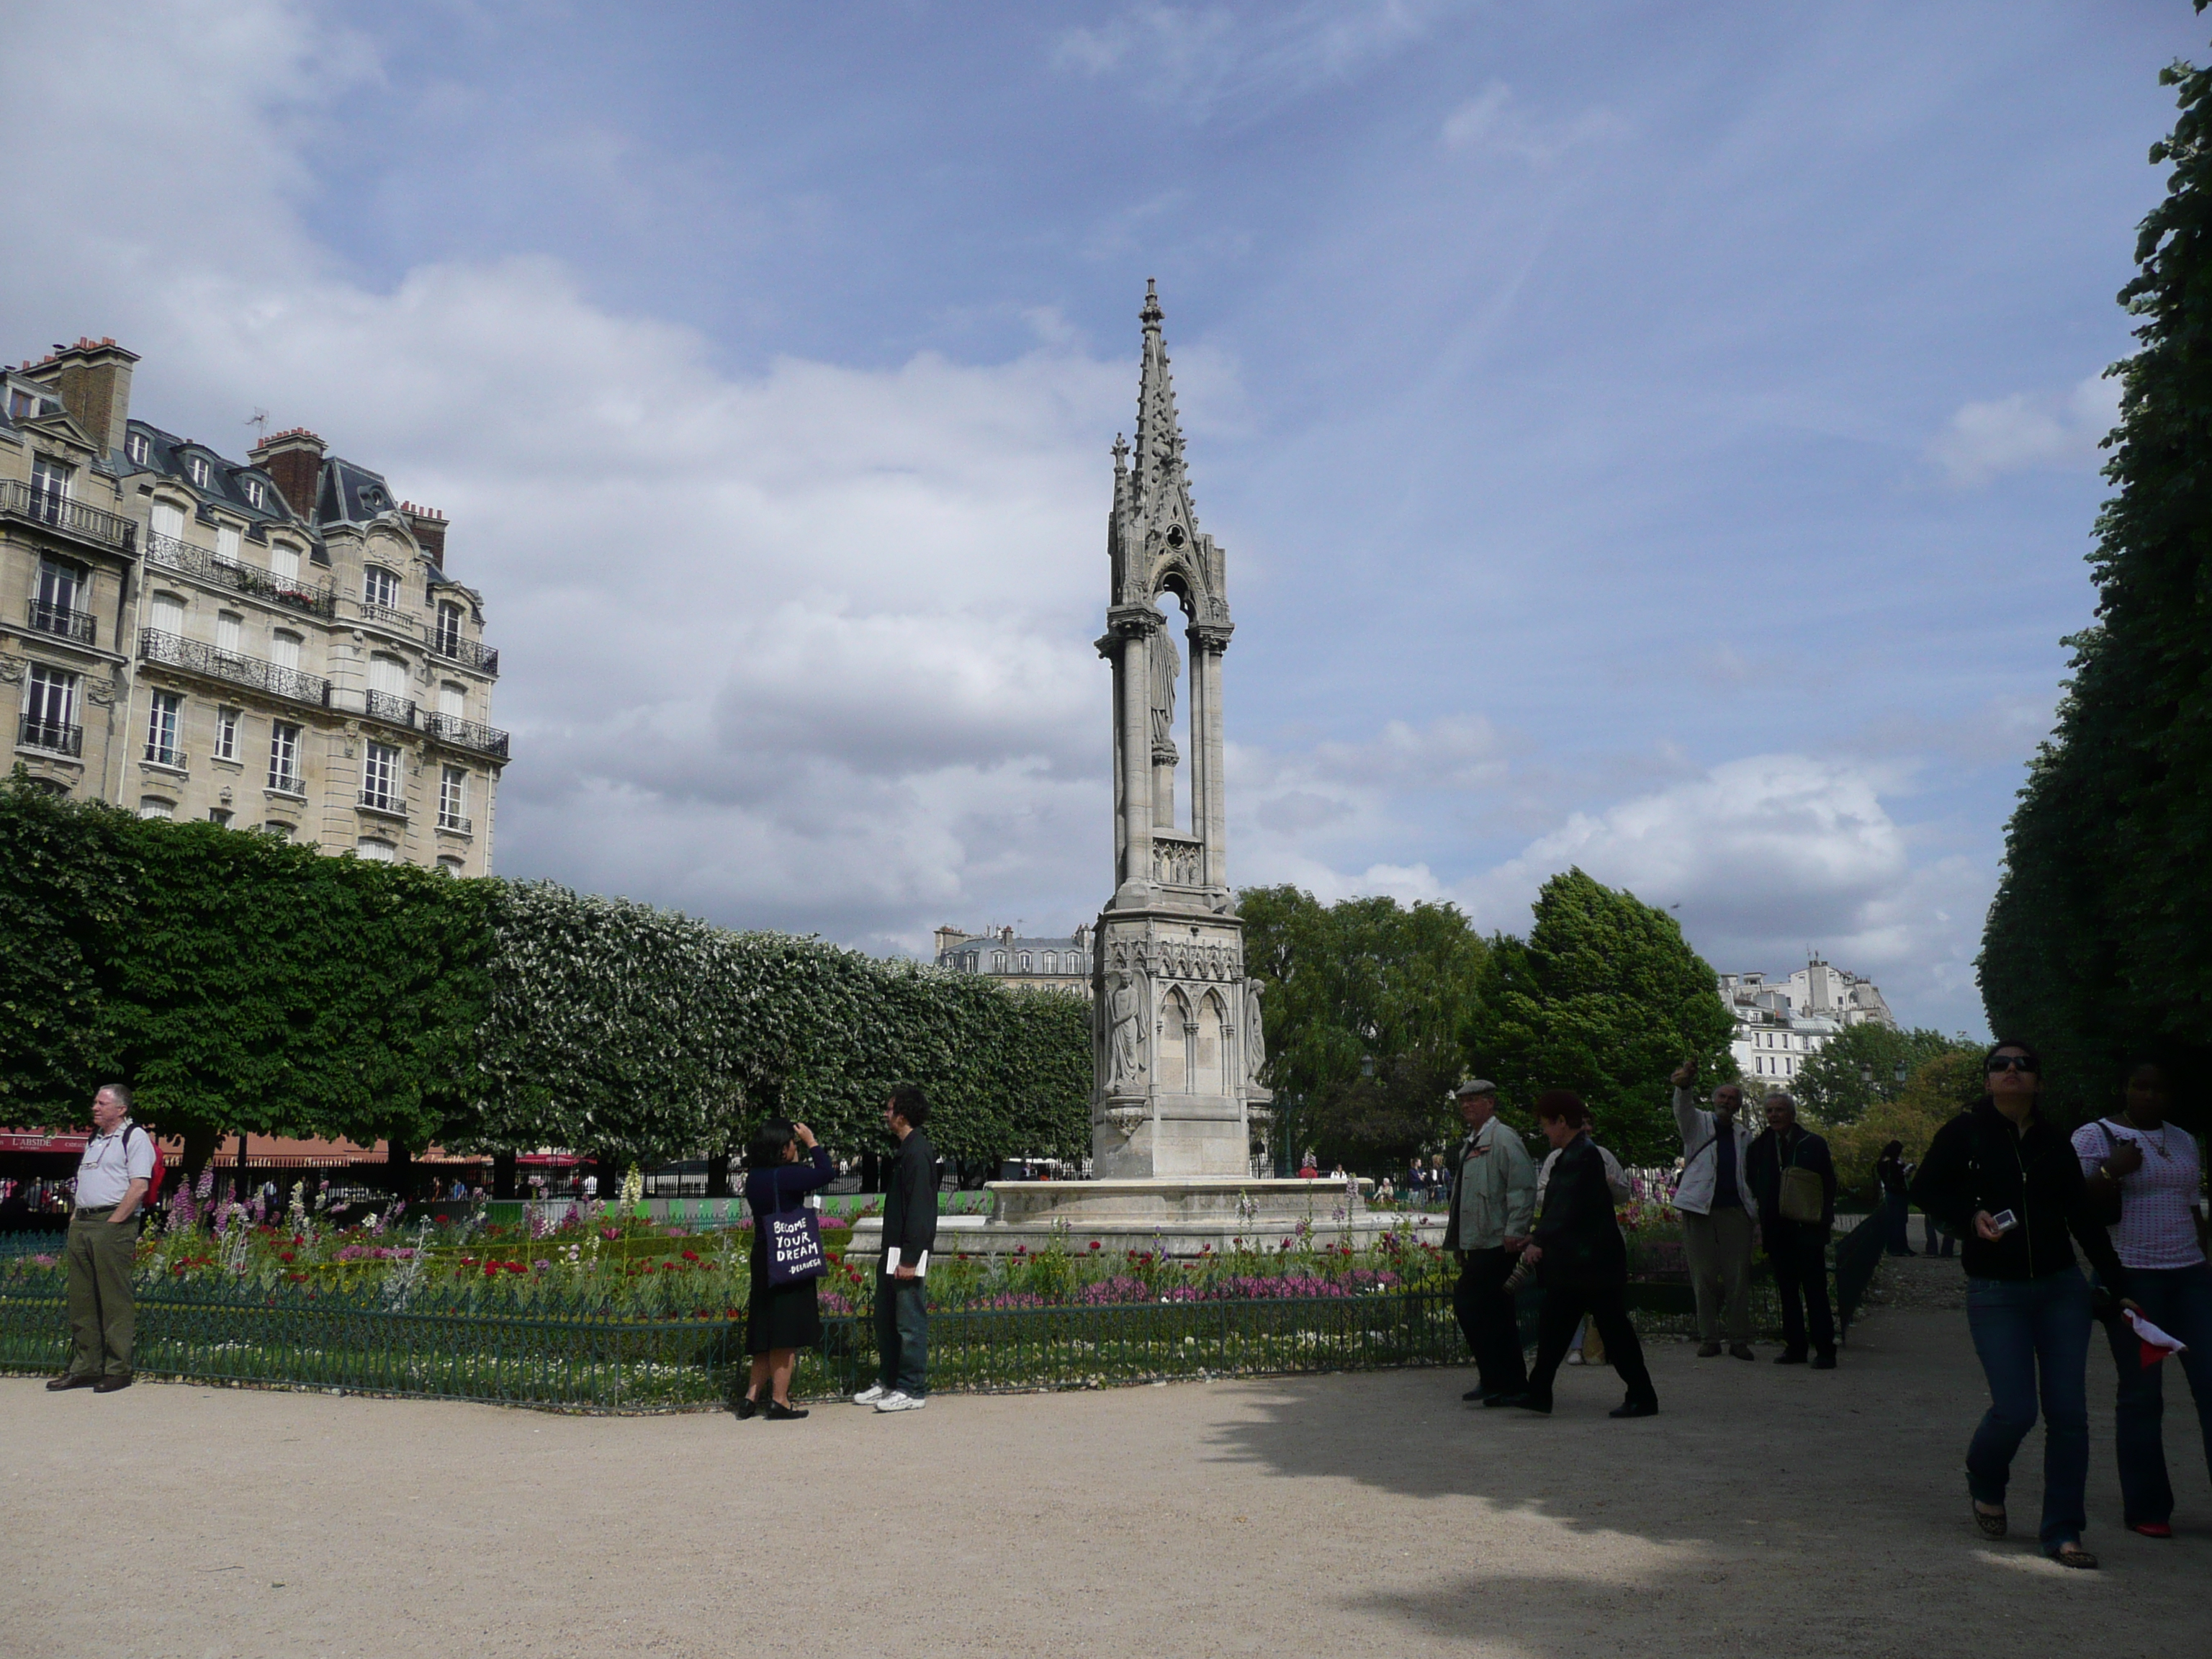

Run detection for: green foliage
[[1981, 37, 2212, 1127], [1822, 1049, 1990, 1197], [1469, 868, 1735, 1163], [1789, 1024, 1982, 1125], [1237, 886, 1490, 1169]]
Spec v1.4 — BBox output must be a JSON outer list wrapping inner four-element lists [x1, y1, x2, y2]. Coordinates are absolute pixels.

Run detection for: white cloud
[[1439, 82, 1625, 163], [1928, 372, 2118, 487]]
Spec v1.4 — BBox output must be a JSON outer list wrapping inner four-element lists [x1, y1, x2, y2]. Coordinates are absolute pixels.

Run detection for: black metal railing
[[0, 479, 135, 551], [143, 533, 334, 617], [143, 742, 184, 768], [25, 598, 95, 646], [358, 789, 406, 816], [438, 813, 472, 835], [138, 629, 330, 708], [423, 711, 510, 759], [363, 690, 416, 728], [16, 715, 83, 757], [430, 633, 500, 676], [358, 599, 413, 632]]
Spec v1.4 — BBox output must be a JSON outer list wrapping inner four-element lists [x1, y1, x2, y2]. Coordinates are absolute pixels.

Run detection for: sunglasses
[[1986, 1056, 2038, 1074]]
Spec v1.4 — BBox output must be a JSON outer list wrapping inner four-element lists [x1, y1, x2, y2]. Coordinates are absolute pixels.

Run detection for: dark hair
[[886, 1082, 929, 1128], [1534, 1089, 1588, 1130], [1880, 1140, 1904, 1159], [747, 1119, 796, 1169], [1984, 1039, 2042, 1076]]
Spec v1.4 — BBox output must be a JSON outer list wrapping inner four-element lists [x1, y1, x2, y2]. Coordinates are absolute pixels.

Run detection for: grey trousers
[[1682, 1205, 1754, 1344], [65, 1208, 138, 1377]]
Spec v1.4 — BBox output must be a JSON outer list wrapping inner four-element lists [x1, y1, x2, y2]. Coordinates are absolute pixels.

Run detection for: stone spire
[[1129, 279, 1194, 528]]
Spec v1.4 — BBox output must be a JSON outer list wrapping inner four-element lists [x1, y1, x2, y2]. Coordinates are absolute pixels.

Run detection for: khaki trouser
[[1682, 1205, 1754, 1344], [65, 1208, 138, 1377]]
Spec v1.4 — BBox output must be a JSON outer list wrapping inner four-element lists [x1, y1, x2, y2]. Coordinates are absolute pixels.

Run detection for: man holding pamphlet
[[856, 1082, 938, 1413]]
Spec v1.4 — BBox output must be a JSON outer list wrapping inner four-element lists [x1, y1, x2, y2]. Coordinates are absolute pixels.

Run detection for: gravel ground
[[4, 1301, 2199, 1659]]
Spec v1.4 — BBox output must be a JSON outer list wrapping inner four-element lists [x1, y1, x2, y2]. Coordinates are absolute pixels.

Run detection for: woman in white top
[[2074, 1060, 2212, 1538]]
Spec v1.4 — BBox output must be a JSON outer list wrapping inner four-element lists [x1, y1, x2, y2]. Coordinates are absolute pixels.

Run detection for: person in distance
[[740, 1119, 835, 1421], [1441, 1078, 1537, 1404], [1744, 1092, 1838, 1369], [1670, 1057, 1758, 1361], [855, 1082, 938, 1413]]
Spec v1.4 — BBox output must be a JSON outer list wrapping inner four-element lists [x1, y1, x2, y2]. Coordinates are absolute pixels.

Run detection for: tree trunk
[[385, 1137, 413, 1200], [493, 1151, 517, 1200]]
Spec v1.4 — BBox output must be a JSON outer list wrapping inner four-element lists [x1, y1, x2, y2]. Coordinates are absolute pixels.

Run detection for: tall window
[[187, 456, 210, 487], [29, 454, 72, 523], [215, 523, 242, 564], [1042, 951, 1058, 974], [355, 838, 396, 863], [215, 612, 242, 656], [268, 722, 301, 792], [439, 765, 468, 830], [144, 691, 183, 766], [364, 566, 400, 609], [125, 432, 149, 465], [32, 557, 87, 639], [22, 663, 78, 750], [269, 631, 302, 672], [270, 544, 300, 583], [361, 740, 401, 811], [213, 707, 239, 763], [138, 797, 174, 820], [435, 601, 464, 655], [368, 655, 408, 698], [150, 592, 185, 638], [149, 500, 186, 546], [439, 682, 466, 718], [242, 479, 265, 508]]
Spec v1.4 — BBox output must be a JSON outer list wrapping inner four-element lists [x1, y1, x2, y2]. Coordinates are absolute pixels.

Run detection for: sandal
[[1972, 1498, 2007, 1539], [2049, 1544, 2098, 1570]]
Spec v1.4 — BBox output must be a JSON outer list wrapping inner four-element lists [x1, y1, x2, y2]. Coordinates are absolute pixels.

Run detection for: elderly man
[[1671, 1058, 1758, 1359], [50, 1084, 153, 1393], [1745, 1090, 1838, 1369], [1442, 1077, 1538, 1403]]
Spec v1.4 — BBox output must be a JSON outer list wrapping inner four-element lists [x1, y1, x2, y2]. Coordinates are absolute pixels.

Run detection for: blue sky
[[7, 1, 2200, 1034]]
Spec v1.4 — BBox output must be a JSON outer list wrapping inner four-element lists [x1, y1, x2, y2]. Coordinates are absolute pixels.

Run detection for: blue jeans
[[1965, 1268, 2094, 1550], [2097, 1262, 2212, 1526], [876, 1277, 928, 1397]]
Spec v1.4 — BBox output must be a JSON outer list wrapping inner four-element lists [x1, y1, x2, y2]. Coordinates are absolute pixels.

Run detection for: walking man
[[50, 1084, 153, 1393], [1671, 1058, 1757, 1359], [857, 1082, 937, 1413], [1746, 1091, 1838, 1368], [1442, 1079, 1538, 1403]]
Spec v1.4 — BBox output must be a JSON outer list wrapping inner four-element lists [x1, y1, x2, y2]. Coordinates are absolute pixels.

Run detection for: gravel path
[[5, 1302, 2199, 1658]]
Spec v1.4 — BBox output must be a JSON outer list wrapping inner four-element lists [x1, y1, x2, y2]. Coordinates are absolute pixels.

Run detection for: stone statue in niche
[[1106, 971, 1148, 1089], [1148, 621, 1180, 760], [1244, 978, 1267, 1084]]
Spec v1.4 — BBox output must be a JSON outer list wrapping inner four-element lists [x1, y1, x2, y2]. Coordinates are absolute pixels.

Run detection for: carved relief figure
[[1244, 978, 1267, 1084], [1106, 971, 1147, 1089], [1148, 622, 1180, 757]]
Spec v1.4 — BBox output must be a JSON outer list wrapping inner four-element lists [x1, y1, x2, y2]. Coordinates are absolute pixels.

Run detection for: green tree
[[1238, 886, 1489, 1171], [1470, 868, 1735, 1163], [1825, 1048, 1990, 1197], [1790, 1024, 1982, 1125], [1982, 22, 2212, 1127]]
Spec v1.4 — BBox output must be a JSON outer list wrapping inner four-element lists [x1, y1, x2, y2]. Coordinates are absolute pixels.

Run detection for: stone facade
[[932, 925, 1094, 997], [1718, 956, 1897, 1089], [0, 338, 506, 872], [1089, 284, 1269, 1179]]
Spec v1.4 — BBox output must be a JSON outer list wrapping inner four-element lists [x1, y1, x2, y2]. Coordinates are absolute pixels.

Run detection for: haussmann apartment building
[[0, 338, 508, 871]]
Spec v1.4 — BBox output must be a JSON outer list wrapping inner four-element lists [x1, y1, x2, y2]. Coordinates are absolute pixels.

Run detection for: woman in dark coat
[[742, 1119, 834, 1421], [1488, 1090, 1658, 1419]]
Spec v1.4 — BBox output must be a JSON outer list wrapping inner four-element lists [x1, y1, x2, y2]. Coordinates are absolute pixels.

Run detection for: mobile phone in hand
[[1990, 1210, 2018, 1234]]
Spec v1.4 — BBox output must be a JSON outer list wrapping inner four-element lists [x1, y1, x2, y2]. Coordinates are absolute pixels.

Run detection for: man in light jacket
[[1671, 1058, 1757, 1360], [1442, 1078, 1538, 1402]]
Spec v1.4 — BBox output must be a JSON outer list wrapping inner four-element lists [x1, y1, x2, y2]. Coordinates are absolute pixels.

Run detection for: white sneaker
[[852, 1384, 889, 1406], [1565, 1351, 1585, 1366], [873, 1390, 927, 1413]]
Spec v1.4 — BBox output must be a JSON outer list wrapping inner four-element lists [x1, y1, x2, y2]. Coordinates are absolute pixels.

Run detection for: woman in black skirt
[[742, 1119, 833, 1420]]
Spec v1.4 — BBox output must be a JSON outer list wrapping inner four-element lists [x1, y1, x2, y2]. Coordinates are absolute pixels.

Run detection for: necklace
[[2121, 1117, 2173, 1159]]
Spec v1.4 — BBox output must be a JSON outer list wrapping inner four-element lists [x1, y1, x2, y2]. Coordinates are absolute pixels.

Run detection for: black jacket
[[1908, 1101, 2128, 1292], [879, 1128, 938, 1273], [1531, 1134, 1627, 1290], [1745, 1125, 1837, 1234]]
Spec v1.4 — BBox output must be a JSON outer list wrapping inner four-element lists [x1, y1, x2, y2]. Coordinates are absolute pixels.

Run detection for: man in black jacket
[[1745, 1092, 1838, 1368], [857, 1082, 938, 1413]]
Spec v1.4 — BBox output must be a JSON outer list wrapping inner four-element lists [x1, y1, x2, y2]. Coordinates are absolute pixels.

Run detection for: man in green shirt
[[1442, 1078, 1538, 1402]]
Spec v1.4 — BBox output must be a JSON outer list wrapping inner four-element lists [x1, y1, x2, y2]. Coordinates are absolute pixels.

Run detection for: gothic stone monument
[[1090, 280, 1270, 1179]]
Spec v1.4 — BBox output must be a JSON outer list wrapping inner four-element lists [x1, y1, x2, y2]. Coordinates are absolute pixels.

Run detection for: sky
[[5, 0, 2200, 1037]]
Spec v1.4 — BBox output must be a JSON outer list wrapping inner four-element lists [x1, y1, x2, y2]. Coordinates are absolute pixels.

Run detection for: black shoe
[[93, 1374, 132, 1393], [1773, 1351, 1807, 1365], [1609, 1398, 1659, 1419], [45, 1373, 96, 1391], [1728, 1344, 1755, 1362], [1516, 1393, 1553, 1414], [1462, 1386, 1490, 1402], [736, 1396, 757, 1420], [763, 1401, 809, 1420], [1811, 1351, 1837, 1370]]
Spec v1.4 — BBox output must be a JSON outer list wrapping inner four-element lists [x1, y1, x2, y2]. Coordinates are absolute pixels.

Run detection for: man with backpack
[[50, 1084, 157, 1393]]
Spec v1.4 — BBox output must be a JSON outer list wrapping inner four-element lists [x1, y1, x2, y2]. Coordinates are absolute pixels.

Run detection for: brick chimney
[[248, 428, 326, 520], [400, 501, 449, 565], [24, 337, 138, 458]]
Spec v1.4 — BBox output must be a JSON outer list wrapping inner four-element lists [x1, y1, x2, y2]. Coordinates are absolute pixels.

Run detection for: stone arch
[[1156, 985, 1192, 1092], [1192, 988, 1228, 1095]]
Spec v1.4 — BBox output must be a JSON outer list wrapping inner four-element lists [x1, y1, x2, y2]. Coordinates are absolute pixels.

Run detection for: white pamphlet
[[883, 1247, 930, 1278]]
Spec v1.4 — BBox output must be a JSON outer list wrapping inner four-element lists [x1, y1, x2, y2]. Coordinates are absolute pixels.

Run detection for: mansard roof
[[123, 421, 297, 532]]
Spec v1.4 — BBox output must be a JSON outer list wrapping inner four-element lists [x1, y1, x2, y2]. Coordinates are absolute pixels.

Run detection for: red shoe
[[2129, 1521, 2174, 1539]]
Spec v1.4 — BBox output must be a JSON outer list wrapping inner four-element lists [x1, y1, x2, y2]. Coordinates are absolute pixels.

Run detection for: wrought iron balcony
[[26, 598, 96, 646], [143, 742, 185, 768], [363, 690, 417, 729], [357, 599, 415, 634], [423, 711, 510, 760], [17, 714, 84, 757], [437, 813, 473, 835], [429, 631, 499, 676], [357, 789, 406, 817], [138, 629, 331, 708], [0, 478, 135, 552], [143, 532, 334, 617]]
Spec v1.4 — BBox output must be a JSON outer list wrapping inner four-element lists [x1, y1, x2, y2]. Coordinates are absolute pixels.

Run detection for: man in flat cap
[[1442, 1078, 1537, 1403]]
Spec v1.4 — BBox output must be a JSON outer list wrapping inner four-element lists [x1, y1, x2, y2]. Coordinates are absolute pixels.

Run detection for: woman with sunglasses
[[1911, 1043, 2138, 1568]]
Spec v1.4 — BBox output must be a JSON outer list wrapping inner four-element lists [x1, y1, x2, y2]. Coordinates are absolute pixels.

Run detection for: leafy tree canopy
[[1788, 1023, 1982, 1125]]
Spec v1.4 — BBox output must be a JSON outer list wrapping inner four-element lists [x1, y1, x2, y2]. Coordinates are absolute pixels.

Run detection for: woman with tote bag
[[742, 1120, 834, 1420]]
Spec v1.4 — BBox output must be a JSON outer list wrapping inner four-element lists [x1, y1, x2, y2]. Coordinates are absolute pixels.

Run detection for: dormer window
[[187, 456, 210, 487], [364, 566, 400, 609], [125, 432, 149, 465], [6, 388, 32, 420], [242, 479, 265, 508]]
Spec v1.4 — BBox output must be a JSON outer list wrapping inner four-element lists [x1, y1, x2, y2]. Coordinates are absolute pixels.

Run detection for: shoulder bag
[[761, 1177, 827, 1288], [2083, 1121, 2126, 1230], [1777, 1136, 1825, 1226]]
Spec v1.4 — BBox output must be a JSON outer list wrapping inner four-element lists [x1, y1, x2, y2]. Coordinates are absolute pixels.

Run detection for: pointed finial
[[1141, 278, 1162, 329], [1111, 433, 1129, 469]]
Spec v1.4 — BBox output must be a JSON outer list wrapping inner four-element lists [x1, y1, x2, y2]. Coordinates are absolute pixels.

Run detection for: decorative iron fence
[[423, 710, 511, 760], [143, 532, 333, 616], [430, 633, 500, 675], [138, 629, 330, 709], [0, 478, 135, 550], [362, 689, 416, 728], [26, 598, 95, 645], [17, 714, 83, 757]]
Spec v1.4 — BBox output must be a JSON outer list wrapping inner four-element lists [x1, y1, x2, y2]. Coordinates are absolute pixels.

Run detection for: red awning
[[0, 1131, 89, 1154]]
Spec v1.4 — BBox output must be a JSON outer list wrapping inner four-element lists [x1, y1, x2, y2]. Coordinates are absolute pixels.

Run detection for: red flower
[[279, 1251, 296, 1262], [681, 1249, 701, 1262], [1089, 1241, 1102, 1251], [505, 1261, 526, 1274], [482, 1262, 499, 1277]]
